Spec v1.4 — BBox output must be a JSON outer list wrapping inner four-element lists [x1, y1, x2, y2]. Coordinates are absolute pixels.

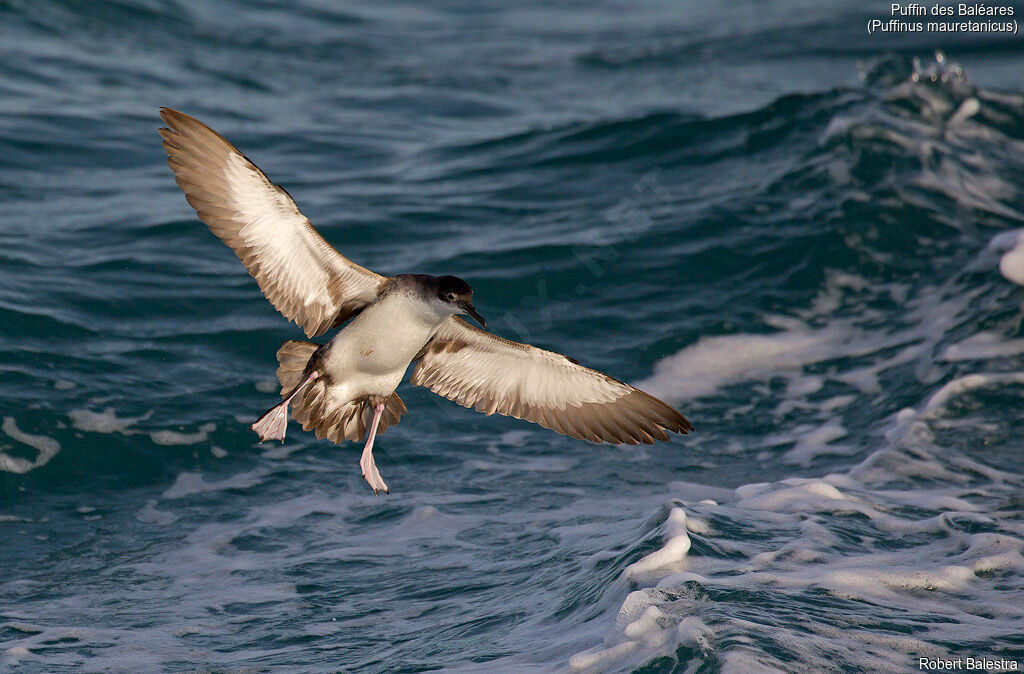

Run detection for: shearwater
[[158, 108, 693, 494]]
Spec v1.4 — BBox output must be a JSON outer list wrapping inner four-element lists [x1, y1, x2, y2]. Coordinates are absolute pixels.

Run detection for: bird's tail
[[275, 340, 320, 394], [273, 340, 407, 444]]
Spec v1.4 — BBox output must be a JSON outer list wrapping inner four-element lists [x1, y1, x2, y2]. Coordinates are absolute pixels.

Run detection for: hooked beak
[[459, 302, 486, 328]]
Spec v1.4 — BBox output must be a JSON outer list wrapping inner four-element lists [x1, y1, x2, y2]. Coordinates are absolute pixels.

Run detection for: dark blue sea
[[3, 1, 1024, 672]]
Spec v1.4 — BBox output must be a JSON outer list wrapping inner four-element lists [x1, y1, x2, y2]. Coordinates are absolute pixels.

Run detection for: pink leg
[[250, 371, 319, 443], [359, 403, 389, 495]]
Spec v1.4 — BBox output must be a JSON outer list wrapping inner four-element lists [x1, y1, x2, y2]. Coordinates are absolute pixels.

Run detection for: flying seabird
[[158, 108, 694, 494]]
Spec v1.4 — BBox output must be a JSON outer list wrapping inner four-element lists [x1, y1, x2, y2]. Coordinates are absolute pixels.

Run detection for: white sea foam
[[161, 469, 265, 499], [940, 331, 1024, 361], [638, 316, 848, 401], [776, 419, 850, 466], [4, 646, 32, 661], [254, 379, 279, 393], [923, 372, 1024, 414], [149, 422, 216, 446], [638, 226, 1024, 474], [135, 500, 179, 526], [0, 417, 60, 474], [68, 408, 148, 434], [989, 228, 1024, 285], [592, 224, 1024, 670], [640, 273, 970, 407], [623, 508, 691, 583], [68, 408, 218, 449], [571, 369, 1024, 673]]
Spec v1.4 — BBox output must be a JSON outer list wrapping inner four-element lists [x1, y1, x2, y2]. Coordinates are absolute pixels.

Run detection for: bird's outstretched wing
[[411, 318, 693, 444], [159, 108, 385, 337]]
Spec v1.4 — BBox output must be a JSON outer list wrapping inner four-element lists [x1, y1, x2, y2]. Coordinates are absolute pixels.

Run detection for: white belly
[[320, 293, 445, 400]]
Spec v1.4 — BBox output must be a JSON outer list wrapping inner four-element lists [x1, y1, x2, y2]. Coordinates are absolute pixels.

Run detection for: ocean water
[[2, 1, 1024, 672]]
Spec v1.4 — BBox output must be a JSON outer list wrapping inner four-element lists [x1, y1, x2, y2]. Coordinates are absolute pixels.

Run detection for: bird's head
[[435, 275, 485, 328]]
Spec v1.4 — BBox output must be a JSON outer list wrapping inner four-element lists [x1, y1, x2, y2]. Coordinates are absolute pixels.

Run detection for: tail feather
[[273, 340, 407, 444], [276, 340, 320, 395]]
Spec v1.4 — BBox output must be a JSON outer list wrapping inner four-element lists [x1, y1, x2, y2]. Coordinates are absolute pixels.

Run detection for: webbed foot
[[251, 402, 289, 443]]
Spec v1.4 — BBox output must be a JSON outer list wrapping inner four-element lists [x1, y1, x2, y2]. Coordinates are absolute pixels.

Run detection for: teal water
[[2, 1, 1024, 672]]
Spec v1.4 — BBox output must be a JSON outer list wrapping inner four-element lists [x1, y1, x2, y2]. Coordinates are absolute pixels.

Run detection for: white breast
[[321, 293, 450, 399]]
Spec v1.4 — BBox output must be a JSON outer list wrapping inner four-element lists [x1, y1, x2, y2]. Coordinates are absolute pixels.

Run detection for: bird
[[158, 108, 693, 495]]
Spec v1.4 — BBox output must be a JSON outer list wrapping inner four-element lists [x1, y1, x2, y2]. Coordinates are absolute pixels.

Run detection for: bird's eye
[[447, 293, 456, 301]]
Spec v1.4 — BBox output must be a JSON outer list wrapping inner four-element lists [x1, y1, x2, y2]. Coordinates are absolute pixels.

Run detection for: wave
[[3, 33, 1024, 672], [570, 55, 1024, 672], [570, 370, 1024, 672]]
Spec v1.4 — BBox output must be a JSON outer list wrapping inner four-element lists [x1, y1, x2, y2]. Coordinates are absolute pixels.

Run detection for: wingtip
[[651, 390, 694, 434], [157, 107, 213, 137], [670, 413, 695, 435], [158, 108, 189, 139], [158, 106, 179, 125]]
